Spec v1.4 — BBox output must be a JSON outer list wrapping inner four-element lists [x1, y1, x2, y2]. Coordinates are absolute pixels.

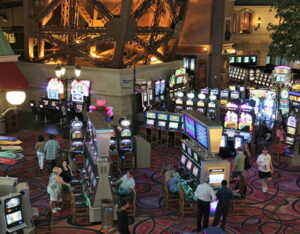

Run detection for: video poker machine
[[145, 111, 157, 128], [157, 113, 168, 130], [0, 177, 34, 234], [168, 114, 182, 132], [197, 93, 207, 114], [220, 90, 229, 107], [70, 120, 84, 155], [119, 128, 133, 152], [206, 96, 218, 121]]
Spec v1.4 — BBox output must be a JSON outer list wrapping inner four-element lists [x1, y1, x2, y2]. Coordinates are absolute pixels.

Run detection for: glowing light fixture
[[120, 118, 131, 127], [6, 91, 26, 105], [74, 65, 81, 78], [177, 91, 184, 98], [187, 92, 195, 99]]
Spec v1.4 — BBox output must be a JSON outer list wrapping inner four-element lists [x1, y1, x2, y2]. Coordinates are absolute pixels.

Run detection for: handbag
[[244, 156, 251, 170]]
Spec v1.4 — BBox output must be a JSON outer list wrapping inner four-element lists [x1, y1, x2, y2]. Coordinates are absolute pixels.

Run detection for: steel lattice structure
[[24, 0, 188, 68]]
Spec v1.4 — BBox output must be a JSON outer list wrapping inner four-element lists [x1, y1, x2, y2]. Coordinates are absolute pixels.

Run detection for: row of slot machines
[[228, 66, 248, 84], [144, 111, 182, 132], [110, 128, 133, 153], [249, 69, 274, 88]]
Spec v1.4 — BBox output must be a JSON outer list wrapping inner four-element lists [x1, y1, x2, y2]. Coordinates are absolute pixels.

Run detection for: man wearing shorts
[[256, 148, 273, 193]]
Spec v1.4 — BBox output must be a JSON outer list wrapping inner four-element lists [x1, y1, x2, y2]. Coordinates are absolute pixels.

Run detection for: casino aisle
[[1, 123, 300, 233]]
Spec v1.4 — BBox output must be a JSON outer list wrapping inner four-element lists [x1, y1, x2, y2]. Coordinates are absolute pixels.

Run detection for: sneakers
[[53, 207, 62, 211], [52, 209, 57, 213], [262, 185, 268, 193]]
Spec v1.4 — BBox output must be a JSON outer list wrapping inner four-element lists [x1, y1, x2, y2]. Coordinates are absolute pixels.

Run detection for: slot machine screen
[[193, 152, 199, 162], [239, 87, 245, 92], [72, 130, 83, 139], [187, 147, 192, 156], [220, 91, 229, 98], [287, 127, 296, 135], [210, 89, 219, 96], [121, 129, 132, 137], [186, 100, 193, 106], [230, 92, 239, 99], [229, 86, 236, 91], [176, 75, 183, 84], [169, 115, 180, 122], [158, 121, 166, 128], [5, 196, 21, 209], [146, 112, 156, 119], [208, 102, 216, 108], [146, 119, 155, 126], [160, 80, 166, 94], [186, 160, 193, 170], [5, 211, 24, 228], [42, 99, 49, 106], [220, 135, 227, 147], [169, 122, 179, 129], [196, 122, 208, 149], [192, 166, 199, 177], [175, 99, 183, 105], [181, 154, 187, 165], [286, 136, 295, 145], [184, 115, 196, 139], [158, 114, 168, 120], [234, 136, 243, 149], [181, 142, 186, 151], [155, 81, 160, 95], [287, 116, 297, 128], [197, 101, 205, 107], [209, 173, 224, 184]]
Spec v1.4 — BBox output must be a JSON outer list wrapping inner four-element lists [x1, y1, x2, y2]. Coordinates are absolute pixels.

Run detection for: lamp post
[[55, 64, 81, 100]]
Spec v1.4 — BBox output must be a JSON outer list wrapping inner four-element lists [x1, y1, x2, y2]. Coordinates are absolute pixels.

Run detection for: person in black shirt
[[213, 180, 233, 231], [60, 160, 72, 183], [117, 200, 130, 234]]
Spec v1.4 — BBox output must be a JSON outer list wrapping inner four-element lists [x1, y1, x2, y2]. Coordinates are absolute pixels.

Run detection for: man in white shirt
[[194, 177, 217, 231], [256, 148, 273, 193], [114, 171, 135, 195]]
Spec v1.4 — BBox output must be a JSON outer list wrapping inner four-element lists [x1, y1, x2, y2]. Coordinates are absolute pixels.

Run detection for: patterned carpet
[[1, 129, 300, 234]]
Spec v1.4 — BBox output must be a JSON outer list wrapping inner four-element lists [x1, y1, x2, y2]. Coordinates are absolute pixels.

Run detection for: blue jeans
[[118, 188, 132, 195]]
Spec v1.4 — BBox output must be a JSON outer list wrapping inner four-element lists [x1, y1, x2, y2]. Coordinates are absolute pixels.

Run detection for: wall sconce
[[255, 17, 261, 30]]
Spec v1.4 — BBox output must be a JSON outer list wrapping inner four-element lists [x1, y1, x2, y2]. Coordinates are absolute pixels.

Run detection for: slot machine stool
[[74, 154, 85, 174], [151, 128, 159, 145], [160, 130, 170, 146], [139, 125, 147, 140], [174, 132, 183, 148], [123, 152, 135, 170], [126, 189, 137, 218], [163, 181, 179, 208], [110, 153, 121, 173], [72, 201, 89, 223], [34, 210, 53, 234], [179, 187, 196, 217]]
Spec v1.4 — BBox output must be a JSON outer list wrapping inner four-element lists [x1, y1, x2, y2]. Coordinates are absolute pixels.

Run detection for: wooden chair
[[174, 132, 182, 148], [160, 130, 170, 146], [179, 187, 197, 217], [110, 152, 120, 172], [127, 189, 137, 218], [34, 210, 53, 234], [151, 128, 159, 144], [163, 181, 179, 208], [123, 152, 135, 170], [139, 125, 147, 139], [74, 154, 85, 173]]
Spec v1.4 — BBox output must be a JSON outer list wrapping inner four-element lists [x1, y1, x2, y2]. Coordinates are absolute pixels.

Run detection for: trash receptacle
[[0, 117, 6, 135], [101, 199, 114, 229]]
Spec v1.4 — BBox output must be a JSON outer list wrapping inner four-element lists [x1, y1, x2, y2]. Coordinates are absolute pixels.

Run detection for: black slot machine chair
[[139, 125, 147, 139], [174, 132, 183, 147], [123, 152, 135, 170], [150, 128, 159, 144], [160, 129, 170, 146]]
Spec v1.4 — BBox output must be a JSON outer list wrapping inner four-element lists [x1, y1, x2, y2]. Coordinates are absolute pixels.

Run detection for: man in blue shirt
[[213, 180, 233, 231], [168, 172, 191, 193]]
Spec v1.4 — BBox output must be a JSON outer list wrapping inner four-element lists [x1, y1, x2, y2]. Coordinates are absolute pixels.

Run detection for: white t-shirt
[[120, 174, 135, 190], [256, 153, 272, 172]]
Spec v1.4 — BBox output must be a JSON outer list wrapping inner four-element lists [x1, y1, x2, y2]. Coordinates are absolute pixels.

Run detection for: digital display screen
[[146, 119, 154, 125], [5, 196, 21, 209], [186, 160, 193, 170], [169, 115, 180, 122], [287, 116, 297, 128], [286, 136, 295, 145], [158, 121, 166, 127], [231, 91, 239, 99], [210, 89, 219, 96], [192, 166, 199, 177], [175, 99, 183, 104], [176, 75, 183, 84], [287, 127, 296, 135], [181, 154, 187, 165], [72, 131, 83, 139], [220, 91, 229, 99], [169, 122, 179, 129], [187, 147, 192, 156], [48, 90, 58, 99], [209, 174, 224, 184], [193, 152, 198, 162], [208, 102, 216, 108], [234, 136, 243, 149], [6, 210, 24, 227], [146, 112, 156, 119], [197, 101, 205, 107], [184, 115, 196, 139], [186, 100, 194, 106], [181, 142, 186, 151], [196, 122, 208, 149], [121, 129, 131, 137], [158, 114, 168, 120]]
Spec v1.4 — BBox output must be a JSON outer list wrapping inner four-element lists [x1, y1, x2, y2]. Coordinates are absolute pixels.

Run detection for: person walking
[[34, 135, 45, 174], [117, 199, 130, 234], [256, 147, 274, 193], [44, 135, 60, 174], [232, 148, 246, 178], [194, 177, 217, 231], [212, 180, 233, 231]]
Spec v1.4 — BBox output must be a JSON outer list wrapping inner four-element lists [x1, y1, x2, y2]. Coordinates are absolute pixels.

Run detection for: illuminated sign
[[289, 91, 300, 103], [47, 78, 64, 99], [71, 80, 91, 102]]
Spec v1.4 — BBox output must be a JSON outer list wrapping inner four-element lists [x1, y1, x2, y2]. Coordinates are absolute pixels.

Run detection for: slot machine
[[119, 128, 133, 152], [239, 100, 255, 133], [70, 120, 84, 154], [234, 135, 244, 149], [250, 96, 263, 126], [262, 93, 277, 129], [168, 114, 181, 132], [224, 101, 239, 130], [239, 86, 246, 99], [186, 92, 195, 110], [210, 89, 219, 99], [230, 90, 240, 100], [154, 80, 161, 102], [175, 91, 185, 111], [219, 90, 229, 107], [145, 111, 157, 128], [197, 93, 207, 114], [206, 95, 218, 121], [157, 113, 168, 129], [219, 135, 228, 148], [159, 79, 166, 101], [285, 115, 298, 153], [279, 89, 290, 116], [109, 129, 117, 151]]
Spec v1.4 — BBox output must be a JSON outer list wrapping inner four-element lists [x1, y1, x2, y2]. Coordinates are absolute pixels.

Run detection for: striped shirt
[[44, 140, 60, 160]]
